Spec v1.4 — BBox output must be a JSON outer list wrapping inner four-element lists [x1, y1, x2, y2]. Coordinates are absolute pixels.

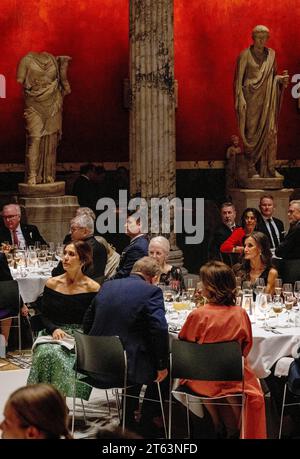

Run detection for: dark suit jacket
[[52, 235, 107, 280], [112, 235, 149, 279], [83, 274, 169, 385], [0, 224, 47, 247], [257, 216, 284, 248], [208, 223, 239, 266], [72, 175, 96, 210], [275, 222, 300, 259], [0, 253, 13, 281]]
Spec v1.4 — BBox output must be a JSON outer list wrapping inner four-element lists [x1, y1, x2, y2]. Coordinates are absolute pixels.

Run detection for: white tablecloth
[[248, 323, 300, 378], [166, 308, 300, 379], [11, 268, 50, 303]]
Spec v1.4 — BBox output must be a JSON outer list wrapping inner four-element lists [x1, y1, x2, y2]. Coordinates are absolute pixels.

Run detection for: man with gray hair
[[83, 256, 168, 437], [52, 214, 107, 280], [0, 203, 47, 248], [275, 200, 300, 259]]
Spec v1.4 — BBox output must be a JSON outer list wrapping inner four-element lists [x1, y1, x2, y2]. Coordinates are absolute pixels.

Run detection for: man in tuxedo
[[257, 195, 284, 250], [208, 202, 239, 265], [0, 203, 47, 248], [72, 163, 97, 210], [111, 214, 148, 279], [276, 200, 300, 259], [52, 214, 107, 281], [83, 256, 169, 435]]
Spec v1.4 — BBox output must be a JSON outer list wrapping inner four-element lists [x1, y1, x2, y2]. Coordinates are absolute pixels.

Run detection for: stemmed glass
[[282, 284, 293, 302], [294, 281, 300, 309], [284, 293, 294, 327], [254, 278, 265, 296], [272, 296, 283, 327], [257, 293, 271, 328], [186, 279, 196, 301], [274, 278, 283, 297]]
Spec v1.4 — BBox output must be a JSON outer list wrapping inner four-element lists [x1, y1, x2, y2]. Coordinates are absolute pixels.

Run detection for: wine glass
[[294, 281, 300, 308], [272, 296, 283, 327], [284, 293, 294, 327], [28, 250, 39, 271], [257, 293, 271, 328], [274, 278, 283, 297], [186, 278, 196, 301], [282, 283, 293, 301], [254, 278, 265, 296]]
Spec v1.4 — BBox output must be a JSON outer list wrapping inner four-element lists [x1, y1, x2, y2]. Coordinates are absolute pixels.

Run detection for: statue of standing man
[[17, 52, 71, 185], [234, 25, 289, 179]]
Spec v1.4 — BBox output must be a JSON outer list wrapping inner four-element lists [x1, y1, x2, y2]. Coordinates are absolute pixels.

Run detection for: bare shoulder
[[45, 276, 59, 289], [84, 277, 100, 293], [45, 275, 65, 290]]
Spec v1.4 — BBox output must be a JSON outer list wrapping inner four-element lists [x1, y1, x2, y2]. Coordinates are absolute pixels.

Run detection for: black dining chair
[[0, 280, 22, 356], [168, 340, 245, 439], [72, 330, 167, 437]]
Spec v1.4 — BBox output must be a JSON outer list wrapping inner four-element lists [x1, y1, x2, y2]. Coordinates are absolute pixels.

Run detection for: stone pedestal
[[18, 181, 65, 197], [228, 188, 294, 230], [244, 177, 284, 190], [19, 195, 79, 244]]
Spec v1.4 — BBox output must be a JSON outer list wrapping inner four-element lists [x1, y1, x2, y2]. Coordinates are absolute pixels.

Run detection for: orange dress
[[178, 304, 266, 439]]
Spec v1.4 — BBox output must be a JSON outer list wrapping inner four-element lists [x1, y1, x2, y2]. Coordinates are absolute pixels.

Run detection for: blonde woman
[[148, 236, 185, 291]]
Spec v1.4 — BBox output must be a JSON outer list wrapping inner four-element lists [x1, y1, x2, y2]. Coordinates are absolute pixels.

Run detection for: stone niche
[[19, 195, 78, 244]]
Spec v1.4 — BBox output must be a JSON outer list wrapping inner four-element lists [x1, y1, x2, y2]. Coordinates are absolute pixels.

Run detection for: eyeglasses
[[70, 226, 83, 232], [3, 215, 19, 220]]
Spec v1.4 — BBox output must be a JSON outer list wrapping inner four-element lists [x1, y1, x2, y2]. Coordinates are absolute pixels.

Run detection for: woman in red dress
[[178, 260, 266, 439]]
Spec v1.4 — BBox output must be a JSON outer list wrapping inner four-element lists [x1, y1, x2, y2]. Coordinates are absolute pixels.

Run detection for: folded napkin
[[32, 335, 75, 351]]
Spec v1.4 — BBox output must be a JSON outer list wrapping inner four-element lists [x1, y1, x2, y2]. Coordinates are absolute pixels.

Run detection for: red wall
[[174, 0, 300, 160], [0, 0, 129, 163], [1, 0, 300, 164]]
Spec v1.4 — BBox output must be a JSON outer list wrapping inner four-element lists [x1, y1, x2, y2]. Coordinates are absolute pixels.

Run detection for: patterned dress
[[27, 286, 98, 399]]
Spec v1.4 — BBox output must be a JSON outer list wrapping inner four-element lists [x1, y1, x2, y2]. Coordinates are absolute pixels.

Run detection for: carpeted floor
[[0, 350, 32, 371]]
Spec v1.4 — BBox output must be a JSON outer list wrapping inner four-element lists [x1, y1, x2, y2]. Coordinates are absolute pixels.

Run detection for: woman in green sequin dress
[[27, 240, 100, 399]]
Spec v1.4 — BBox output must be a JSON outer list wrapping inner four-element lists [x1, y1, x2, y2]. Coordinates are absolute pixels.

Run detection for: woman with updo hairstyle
[[0, 384, 72, 439], [233, 231, 278, 295], [178, 260, 266, 439], [27, 240, 100, 400], [148, 236, 185, 291]]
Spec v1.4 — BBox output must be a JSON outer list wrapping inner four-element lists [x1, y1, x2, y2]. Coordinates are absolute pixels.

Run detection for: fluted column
[[129, 0, 183, 266]]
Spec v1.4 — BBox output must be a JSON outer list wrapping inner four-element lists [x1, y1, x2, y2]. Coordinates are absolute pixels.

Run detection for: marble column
[[129, 0, 184, 268]]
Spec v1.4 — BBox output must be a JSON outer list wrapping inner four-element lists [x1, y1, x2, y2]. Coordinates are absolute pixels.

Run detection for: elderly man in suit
[[111, 214, 148, 279], [83, 256, 169, 436], [276, 200, 300, 259], [0, 204, 47, 248], [257, 195, 284, 250], [52, 214, 107, 281]]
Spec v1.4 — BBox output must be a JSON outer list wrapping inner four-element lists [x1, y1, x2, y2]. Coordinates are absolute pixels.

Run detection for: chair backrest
[[171, 340, 243, 381], [73, 330, 126, 387], [0, 280, 20, 314]]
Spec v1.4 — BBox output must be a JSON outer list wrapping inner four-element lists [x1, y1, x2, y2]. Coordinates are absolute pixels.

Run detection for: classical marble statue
[[17, 52, 71, 185], [234, 25, 289, 179], [225, 135, 242, 189]]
